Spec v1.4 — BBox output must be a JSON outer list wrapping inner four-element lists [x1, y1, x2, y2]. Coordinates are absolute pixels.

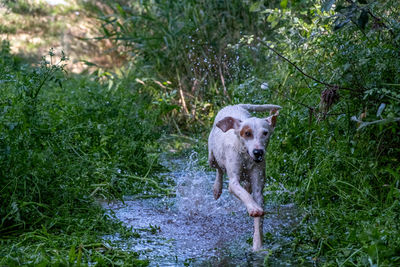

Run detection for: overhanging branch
[[257, 38, 361, 93]]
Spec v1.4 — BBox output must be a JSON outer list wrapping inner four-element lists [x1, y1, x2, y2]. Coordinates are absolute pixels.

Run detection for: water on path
[[102, 152, 301, 266]]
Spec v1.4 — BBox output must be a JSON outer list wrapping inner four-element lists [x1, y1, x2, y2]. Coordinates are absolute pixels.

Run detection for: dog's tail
[[238, 104, 282, 112]]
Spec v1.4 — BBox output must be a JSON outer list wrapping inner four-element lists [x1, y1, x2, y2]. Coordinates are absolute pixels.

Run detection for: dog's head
[[216, 109, 279, 163]]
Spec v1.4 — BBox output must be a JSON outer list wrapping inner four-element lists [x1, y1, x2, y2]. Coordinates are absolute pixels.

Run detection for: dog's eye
[[263, 131, 269, 136], [245, 131, 252, 137]]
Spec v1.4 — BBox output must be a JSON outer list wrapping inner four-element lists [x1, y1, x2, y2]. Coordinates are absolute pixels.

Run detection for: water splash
[[101, 152, 300, 266], [173, 151, 245, 218]]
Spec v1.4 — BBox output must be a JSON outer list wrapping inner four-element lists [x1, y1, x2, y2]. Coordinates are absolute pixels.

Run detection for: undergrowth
[[0, 41, 171, 265]]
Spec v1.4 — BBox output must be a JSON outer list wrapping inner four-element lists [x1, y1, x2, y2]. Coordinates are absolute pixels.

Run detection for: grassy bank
[[0, 40, 174, 265]]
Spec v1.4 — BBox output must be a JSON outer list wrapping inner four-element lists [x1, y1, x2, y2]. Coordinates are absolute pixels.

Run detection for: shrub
[[0, 41, 165, 235]]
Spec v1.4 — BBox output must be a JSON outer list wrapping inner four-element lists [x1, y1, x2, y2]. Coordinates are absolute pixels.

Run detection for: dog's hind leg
[[208, 150, 214, 168], [213, 167, 223, 200], [253, 217, 263, 251], [208, 150, 223, 200]]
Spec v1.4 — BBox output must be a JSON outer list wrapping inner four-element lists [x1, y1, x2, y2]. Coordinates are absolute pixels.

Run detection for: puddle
[[102, 152, 302, 266]]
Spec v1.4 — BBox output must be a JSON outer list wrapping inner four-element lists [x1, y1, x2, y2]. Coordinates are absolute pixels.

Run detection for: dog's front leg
[[227, 169, 263, 217], [253, 217, 263, 251], [250, 166, 266, 251]]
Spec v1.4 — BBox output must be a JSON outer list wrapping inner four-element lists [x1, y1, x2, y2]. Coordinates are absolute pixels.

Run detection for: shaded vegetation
[[1, 0, 400, 265], [98, 0, 400, 265], [0, 40, 170, 265]]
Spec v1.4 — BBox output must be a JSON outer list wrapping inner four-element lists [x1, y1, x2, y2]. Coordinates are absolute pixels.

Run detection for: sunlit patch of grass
[[4, 0, 50, 16], [0, 11, 68, 62], [2, 0, 80, 16], [0, 0, 123, 73], [0, 12, 66, 36]]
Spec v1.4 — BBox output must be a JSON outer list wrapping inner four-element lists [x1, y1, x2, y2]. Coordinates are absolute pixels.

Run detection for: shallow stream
[[102, 152, 301, 266]]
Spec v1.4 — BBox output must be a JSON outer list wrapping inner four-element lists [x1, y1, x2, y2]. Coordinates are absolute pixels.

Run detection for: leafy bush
[[0, 41, 167, 265], [245, 1, 400, 264]]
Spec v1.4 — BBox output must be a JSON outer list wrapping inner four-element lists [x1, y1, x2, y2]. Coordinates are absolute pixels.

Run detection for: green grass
[[0, 205, 149, 266], [0, 41, 174, 265]]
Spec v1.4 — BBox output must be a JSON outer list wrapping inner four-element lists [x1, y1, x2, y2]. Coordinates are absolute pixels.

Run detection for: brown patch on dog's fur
[[267, 109, 279, 128], [240, 125, 253, 139], [216, 117, 242, 132]]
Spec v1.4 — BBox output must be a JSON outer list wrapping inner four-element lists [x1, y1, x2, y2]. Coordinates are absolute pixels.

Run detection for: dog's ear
[[266, 109, 279, 128], [216, 117, 241, 132]]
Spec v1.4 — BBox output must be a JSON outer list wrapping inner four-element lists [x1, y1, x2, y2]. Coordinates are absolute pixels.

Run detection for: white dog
[[208, 104, 281, 251]]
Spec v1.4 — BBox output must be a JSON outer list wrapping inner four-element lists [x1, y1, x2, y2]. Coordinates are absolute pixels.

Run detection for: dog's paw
[[247, 205, 264, 217], [213, 183, 222, 200]]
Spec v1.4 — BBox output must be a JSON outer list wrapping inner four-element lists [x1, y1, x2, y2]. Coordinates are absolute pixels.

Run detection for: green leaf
[[68, 245, 76, 263], [115, 4, 126, 17], [267, 14, 276, 23], [250, 1, 262, 12], [266, 13, 279, 28], [77, 247, 82, 267], [280, 0, 288, 9], [271, 19, 279, 28], [82, 60, 98, 67]]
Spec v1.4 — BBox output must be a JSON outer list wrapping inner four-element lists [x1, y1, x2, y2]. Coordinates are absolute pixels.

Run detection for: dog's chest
[[239, 156, 257, 179]]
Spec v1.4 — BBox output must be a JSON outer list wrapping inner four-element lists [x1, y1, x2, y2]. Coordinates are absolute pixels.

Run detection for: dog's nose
[[253, 149, 264, 159]]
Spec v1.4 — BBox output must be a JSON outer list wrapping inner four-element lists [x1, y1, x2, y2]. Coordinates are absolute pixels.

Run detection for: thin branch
[[218, 63, 231, 101], [351, 116, 400, 130], [257, 38, 360, 93], [176, 71, 189, 115]]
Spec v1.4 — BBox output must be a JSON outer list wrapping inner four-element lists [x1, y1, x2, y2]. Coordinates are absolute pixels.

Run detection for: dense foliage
[[98, 0, 400, 265], [1, 0, 400, 265], [0, 40, 169, 265]]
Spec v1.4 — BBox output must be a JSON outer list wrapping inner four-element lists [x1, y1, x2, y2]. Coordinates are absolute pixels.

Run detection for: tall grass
[[0, 41, 169, 265]]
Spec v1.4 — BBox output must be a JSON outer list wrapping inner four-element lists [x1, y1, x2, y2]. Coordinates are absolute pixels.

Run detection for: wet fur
[[208, 104, 280, 251]]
